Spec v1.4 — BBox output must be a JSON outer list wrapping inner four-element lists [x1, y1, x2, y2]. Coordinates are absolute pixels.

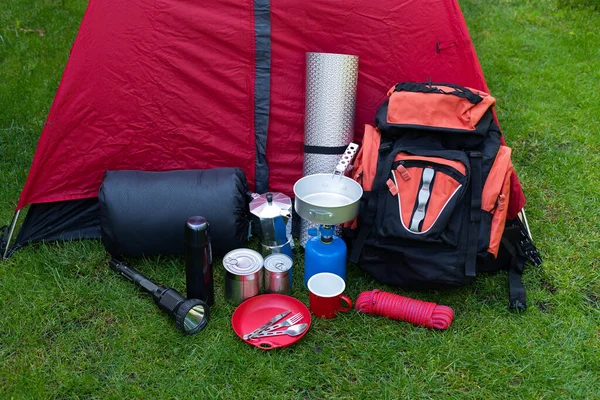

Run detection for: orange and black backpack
[[347, 82, 541, 309]]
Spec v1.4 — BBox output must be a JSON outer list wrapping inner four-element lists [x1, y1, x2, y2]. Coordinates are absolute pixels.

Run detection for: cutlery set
[[243, 310, 307, 340]]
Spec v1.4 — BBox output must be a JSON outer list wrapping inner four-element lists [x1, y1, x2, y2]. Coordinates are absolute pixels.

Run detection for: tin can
[[263, 254, 293, 295], [223, 249, 264, 305], [260, 240, 293, 259]]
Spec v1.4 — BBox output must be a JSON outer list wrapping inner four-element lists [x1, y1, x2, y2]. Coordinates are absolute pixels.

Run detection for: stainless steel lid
[[249, 192, 292, 219], [264, 254, 293, 273], [223, 249, 263, 275]]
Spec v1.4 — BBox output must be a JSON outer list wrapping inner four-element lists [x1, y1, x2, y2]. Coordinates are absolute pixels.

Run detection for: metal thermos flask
[[184, 216, 214, 306]]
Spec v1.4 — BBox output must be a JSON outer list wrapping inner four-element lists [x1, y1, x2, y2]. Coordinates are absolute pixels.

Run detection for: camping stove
[[293, 144, 362, 286]]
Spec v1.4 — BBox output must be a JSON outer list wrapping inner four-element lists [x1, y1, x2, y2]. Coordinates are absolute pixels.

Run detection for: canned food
[[223, 249, 264, 304], [263, 254, 293, 295]]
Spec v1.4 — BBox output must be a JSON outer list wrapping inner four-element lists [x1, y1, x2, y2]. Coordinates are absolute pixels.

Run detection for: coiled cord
[[355, 289, 454, 330]]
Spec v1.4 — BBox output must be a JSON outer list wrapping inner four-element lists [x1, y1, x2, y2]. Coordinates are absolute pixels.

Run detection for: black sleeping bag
[[99, 168, 249, 257]]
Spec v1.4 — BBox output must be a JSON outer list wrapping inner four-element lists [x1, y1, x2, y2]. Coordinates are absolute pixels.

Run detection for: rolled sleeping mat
[[99, 168, 249, 257], [301, 52, 359, 247]]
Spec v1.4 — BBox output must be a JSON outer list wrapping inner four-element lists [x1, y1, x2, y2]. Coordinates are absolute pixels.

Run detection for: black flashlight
[[109, 259, 209, 334]]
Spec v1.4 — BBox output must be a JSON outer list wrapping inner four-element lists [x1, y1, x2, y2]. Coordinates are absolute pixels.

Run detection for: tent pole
[[518, 208, 532, 241], [3, 209, 21, 259]]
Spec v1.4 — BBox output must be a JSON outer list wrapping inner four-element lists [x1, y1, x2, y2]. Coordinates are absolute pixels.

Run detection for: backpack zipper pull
[[386, 179, 398, 196], [396, 164, 411, 181]]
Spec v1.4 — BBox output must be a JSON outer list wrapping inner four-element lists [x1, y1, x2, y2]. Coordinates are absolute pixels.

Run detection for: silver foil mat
[[299, 220, 316, 248], [303, 52, 359, 151], [300, 52, 359, 247]]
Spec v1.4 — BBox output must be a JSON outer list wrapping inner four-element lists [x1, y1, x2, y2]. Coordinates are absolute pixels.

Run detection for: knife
[[243, 310, 291, 340]]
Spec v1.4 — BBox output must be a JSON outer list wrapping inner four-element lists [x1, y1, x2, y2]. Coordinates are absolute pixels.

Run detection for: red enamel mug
[[307, 273, 353, 319]]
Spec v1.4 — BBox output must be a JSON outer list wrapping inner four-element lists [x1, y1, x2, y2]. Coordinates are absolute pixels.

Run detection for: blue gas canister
[[304, 225, 347, 286]]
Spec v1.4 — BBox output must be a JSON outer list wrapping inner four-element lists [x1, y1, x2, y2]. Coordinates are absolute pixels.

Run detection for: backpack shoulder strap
[[499, 217, 542, 310], [465, 151, 483, 277], [349, 138, 395, 263], [501, 235, 528, 310]]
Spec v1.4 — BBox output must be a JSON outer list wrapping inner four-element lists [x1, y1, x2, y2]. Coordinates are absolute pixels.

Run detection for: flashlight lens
[[175, 299, 209, 335], [184, 304, 207, 333]]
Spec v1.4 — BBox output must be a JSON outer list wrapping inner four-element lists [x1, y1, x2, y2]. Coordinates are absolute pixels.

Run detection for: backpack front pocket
[[481, 146, 513, 256], [378, 153, 468, 244]]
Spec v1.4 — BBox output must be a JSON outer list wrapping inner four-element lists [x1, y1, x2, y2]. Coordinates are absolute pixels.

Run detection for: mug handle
[[339, 295, 353, 312]]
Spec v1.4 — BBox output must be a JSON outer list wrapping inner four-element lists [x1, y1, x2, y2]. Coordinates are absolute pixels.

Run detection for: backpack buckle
[[515, 218, 542, 267], [379, 142, 393, 153], [466, 150, 483, 158]]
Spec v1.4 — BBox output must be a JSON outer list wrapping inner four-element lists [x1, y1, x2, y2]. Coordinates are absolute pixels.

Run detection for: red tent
[[3, 0, 525, 255]]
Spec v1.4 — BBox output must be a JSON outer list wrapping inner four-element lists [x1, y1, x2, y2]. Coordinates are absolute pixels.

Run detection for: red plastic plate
[[231, 294, 311, 350]]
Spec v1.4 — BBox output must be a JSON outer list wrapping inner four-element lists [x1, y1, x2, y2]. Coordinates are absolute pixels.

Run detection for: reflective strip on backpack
[[409, 168, 435, 232]]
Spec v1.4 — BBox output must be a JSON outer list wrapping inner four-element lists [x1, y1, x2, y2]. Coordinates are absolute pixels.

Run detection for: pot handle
[[308, 209, 333, 220]]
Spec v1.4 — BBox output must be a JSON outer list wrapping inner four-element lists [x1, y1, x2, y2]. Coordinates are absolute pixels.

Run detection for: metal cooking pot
[[293, 173, 363, 225]]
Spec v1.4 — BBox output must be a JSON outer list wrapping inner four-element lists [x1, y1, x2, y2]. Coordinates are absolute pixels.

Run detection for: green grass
[[1, 0, 600, 398]]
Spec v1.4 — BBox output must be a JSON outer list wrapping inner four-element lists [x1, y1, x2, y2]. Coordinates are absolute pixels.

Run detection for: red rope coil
[[355, 290, 454, 330]]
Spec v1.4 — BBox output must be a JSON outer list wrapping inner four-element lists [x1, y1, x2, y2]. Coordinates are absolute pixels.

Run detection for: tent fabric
[[253, 0, 272, 194], [16, 0, 526, 217], [8, 199, 101, 257]]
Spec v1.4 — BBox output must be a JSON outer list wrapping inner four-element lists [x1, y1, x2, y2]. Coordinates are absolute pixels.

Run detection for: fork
[[263, 312, 304, 333]]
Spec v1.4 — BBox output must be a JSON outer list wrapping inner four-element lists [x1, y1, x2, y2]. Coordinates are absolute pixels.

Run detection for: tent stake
[[3, 209, 20, 259]]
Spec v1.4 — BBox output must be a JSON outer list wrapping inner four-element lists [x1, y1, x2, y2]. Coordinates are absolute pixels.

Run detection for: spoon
[[254, 323, 308, 338]]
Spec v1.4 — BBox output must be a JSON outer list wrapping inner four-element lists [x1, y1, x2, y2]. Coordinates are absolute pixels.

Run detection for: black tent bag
[[99, 168, 249, 257]]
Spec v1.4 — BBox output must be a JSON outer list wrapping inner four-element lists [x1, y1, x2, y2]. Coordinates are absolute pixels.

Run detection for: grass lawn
[[1, 0, 600, 398]]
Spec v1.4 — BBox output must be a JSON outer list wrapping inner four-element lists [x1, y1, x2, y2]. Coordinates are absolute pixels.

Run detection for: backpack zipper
[[392, 160, 465, 183]]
